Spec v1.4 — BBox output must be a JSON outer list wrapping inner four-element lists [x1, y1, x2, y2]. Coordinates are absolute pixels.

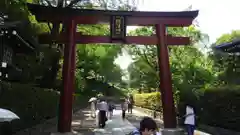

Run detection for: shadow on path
[[14, 106, 95, 135], [71, 107, 96, 135]]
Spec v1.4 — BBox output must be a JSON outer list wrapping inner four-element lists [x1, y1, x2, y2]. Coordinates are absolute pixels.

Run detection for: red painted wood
[[38, 34, 190, 45], [58, 20, 76, 133], [37, 15, 193, 26], [156, 24, 177, 128], [69, 31, 76, 128]]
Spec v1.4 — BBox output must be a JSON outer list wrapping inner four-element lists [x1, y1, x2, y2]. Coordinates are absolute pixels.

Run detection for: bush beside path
[[14, 105, 95, 135], [133, 90, 240, 135]]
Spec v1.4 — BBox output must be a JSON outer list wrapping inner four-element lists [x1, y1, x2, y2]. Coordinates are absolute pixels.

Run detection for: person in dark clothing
[[121, 98, 128, 119], [108, 100, 115, 119], [127, 95, 134, 114]]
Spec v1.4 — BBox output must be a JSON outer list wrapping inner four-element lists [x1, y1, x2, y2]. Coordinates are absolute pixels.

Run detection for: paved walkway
[[130, 109, 211, 135], [13, 104, 211, 135], [93, 109, 136, 135]]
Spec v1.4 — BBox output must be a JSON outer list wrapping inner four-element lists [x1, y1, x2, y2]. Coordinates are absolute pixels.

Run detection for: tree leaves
[[126, 26, 215, 93], [211, 30, 240, 85]]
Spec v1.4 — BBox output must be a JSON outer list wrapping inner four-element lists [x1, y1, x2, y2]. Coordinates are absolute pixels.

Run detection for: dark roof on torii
[[214, 39, 240, 53], [27, 3, 199, 26]]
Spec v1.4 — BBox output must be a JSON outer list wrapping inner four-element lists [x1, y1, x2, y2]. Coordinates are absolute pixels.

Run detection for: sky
[[115, 0, 240, 70]]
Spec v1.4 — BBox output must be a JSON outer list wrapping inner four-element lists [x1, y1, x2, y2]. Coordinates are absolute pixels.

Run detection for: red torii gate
[[27, 3, 198, 134]]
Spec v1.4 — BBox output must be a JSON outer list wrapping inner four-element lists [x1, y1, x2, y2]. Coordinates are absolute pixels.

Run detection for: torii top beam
[[27, 4, 198, 45], [27, 3, 198, 27]]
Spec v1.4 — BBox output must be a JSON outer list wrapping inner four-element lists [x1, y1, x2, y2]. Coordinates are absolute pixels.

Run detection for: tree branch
[[141, 48, 156, 72]]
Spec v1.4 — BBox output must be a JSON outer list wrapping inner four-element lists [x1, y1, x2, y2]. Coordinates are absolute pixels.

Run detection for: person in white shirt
[[97, 98, 108, 128], [183, 104, 195, 135]]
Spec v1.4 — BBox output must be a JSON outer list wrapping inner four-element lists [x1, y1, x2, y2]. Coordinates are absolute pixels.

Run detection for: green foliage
[[14, 47, 60, 88], [0, 82, 59, 131], [178, 86, 240, 131], [215, 30, 240, 45], [75, 24, 124, 92], [134, 92, 162, 111], [199, 86, 240, 131], [211, 30, 240, 85], [135, 88, 240, 131], [127, 26, 215, 93]]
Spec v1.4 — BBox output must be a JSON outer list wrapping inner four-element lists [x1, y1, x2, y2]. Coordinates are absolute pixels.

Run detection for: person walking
[[107, 100, 115, 119], [183, 103, 196, 135], [90, 98, 97, 118], [121, 98, 128, 119], [97, 98, 108, 128], [127, 95, 134, 114]]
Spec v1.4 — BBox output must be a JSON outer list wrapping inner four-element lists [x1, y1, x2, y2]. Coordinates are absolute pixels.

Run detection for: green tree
[[75, 24, 123, 92], [211, 30, 240, 85], [126, 26, 215, 94]]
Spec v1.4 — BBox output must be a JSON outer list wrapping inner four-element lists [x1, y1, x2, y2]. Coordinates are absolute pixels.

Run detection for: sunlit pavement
[[130, 109, 211, 135], [92, 104, 210, 135], [93, 104, 136, 135]]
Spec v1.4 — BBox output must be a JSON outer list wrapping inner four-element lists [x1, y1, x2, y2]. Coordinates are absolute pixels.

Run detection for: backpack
[[127, 129, 140, 135]]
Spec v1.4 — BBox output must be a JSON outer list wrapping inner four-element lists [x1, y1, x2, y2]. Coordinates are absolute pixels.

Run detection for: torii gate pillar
[[156, 24, 177, 128], [58, 19, 76, 133]]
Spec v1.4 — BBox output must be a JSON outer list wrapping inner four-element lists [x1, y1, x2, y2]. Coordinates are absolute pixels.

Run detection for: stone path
[[12, 104, 211, 135], [93, 105, 136, 135], [130, 109, 211, 135]]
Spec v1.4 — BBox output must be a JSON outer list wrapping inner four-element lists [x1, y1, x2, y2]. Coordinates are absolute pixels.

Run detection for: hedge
[[134, 92, 162, 112], [199, 86, 240, 131], [0, 82, 59, 132], [134, 86, 240, 131]]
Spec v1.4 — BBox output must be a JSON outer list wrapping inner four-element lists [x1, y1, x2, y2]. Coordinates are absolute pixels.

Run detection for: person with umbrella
[[0, 108, 20, 135], [89, 97, 97, 118]]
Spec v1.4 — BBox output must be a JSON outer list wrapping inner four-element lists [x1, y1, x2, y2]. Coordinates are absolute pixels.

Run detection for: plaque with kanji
[[110, 15, 126, 42]]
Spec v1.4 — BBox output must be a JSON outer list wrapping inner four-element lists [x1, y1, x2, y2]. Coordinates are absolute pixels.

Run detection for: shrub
[[134, 86, 240, 131], [134, 92, 162, 112], [0, 82, 59, 132], [199, 86, 240, 131]]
